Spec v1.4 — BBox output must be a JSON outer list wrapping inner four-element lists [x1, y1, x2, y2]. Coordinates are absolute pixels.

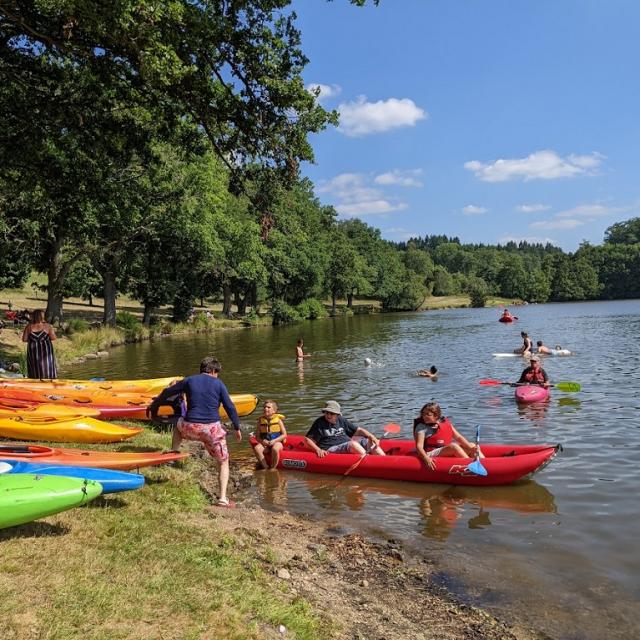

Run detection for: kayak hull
[[0, 474, 102, 529], [514, 385, 550, 404], [0, 460, 144, 493], [251, 435, 560, 486], [498, 317, 514, 323], [0, 377, 181, 395], [0, 399, 101, 418], [0, 443, 189, 471], [0, 416, 143, 443]]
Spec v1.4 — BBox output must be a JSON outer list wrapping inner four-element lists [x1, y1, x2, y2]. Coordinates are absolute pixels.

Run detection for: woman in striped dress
[[21, 310, 58, 379]]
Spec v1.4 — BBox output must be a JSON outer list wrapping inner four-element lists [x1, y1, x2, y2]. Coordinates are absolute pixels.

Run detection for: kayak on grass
[[0, 376, 181, 395], [0, 415, 143, 444], [0, 474, 102, 529], [514, 385, 550, 404], [0, 460, 144, 493], [0, 443, 189, 471], [0, 398, 101, 418], [250, 435, 560, 486]]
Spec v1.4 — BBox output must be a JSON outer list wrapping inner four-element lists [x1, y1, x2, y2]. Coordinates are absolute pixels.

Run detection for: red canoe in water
[[250, 435, 560, 486], [498, 316, 515, 323]]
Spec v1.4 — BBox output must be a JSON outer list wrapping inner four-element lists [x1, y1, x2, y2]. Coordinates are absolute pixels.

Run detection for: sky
[[292, 0, 640, 251]]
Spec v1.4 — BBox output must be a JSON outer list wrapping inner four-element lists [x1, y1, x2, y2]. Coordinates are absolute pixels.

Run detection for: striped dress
[[26, 329, 58, 379]]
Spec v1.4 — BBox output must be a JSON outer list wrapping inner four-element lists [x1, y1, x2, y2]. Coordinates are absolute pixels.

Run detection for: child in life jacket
[[253, 399, 287, 470], [517, 355, 550, 387], [413, 402, 483, 471]]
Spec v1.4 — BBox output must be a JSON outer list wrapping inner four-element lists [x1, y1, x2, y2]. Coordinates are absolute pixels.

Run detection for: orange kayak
[[0, 398, 101, 418], [0, 442, 189, 470], [0, 376, 180, 395], [0, 386, 152, 407]]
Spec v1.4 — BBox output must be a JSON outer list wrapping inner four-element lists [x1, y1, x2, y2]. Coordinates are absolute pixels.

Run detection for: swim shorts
[[177, 419, 228, 461]]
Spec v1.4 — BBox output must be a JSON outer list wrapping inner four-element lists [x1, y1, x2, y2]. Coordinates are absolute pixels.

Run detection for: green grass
[[0, 430, 322, 640]]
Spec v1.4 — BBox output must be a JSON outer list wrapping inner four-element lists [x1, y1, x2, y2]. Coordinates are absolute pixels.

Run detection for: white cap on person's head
[[322, 400, 341, 415]]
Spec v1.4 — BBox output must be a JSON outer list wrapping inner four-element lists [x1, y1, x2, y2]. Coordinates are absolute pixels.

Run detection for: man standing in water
[[148, 356, 242, 507]]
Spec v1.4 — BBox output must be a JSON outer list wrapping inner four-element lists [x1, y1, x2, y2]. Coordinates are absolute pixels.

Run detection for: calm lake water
[[66, 300, 640, 639]]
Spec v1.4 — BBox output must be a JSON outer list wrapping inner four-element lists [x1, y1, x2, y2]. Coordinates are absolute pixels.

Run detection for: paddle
[[479, 379, 581, 392], [341, 423, 402, 478], [466, 425, 487, 476]]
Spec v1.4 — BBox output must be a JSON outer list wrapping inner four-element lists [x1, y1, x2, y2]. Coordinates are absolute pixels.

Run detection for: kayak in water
[[514, 385, 550, 404]]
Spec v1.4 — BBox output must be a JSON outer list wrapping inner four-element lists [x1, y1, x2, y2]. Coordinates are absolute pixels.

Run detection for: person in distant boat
[[304, 400, 385, 458], [514, 331, 533, 356], [295, 338, 311, 363], [413, 402, 483, 471], [252, 399, 287, 470], [501, 309, 513, 320], [518, 355, 550, 387], [417, 366, 438, 379], [536, 340, 552, 355], [147, 356, 242, 508], [21, 310, 57, 379]]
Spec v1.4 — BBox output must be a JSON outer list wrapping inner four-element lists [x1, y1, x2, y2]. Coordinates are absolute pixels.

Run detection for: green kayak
[[0, 473, 102, 529]]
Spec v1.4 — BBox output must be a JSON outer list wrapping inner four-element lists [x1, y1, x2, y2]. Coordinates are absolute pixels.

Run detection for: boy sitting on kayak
[[252, 399, 287, 470], [304, 401, 385, 458], [518, 356, 550, 387], [413, 402, 482, 471]]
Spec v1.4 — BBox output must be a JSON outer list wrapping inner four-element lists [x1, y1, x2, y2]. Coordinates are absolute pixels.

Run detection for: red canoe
[[250, 435, 560, 486], [498, 316, 515, 323], [0, 442, 189, 471]]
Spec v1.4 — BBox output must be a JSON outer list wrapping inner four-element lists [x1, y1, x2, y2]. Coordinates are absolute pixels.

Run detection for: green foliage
[[116, 311, 144, 342], [604, 217, 640, 245], [270, 300, 302, 325], [65, 318, 91, 335], [296, 298, 327, 320], [466, 276, 490, 307]]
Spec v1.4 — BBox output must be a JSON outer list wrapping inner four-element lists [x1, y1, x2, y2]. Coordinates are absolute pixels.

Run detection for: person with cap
[[517, 355, 550, 387], [304, 401, 386, 458], [147, 355, 242, 507]]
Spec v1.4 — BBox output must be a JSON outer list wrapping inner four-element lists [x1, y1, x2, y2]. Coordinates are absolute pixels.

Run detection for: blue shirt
[[305, 415, 358, 449], [155, 374, 241, 429]]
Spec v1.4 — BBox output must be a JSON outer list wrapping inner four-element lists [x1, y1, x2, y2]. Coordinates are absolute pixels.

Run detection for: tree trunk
[[236, 291, 247, 315], [102, 270, 117, 326], [45, 237, 71, 323], [142, 304, 153, 325], [332, 291, 337, 312], [347, 292, 353, 309], [222, 285, 232, 316]]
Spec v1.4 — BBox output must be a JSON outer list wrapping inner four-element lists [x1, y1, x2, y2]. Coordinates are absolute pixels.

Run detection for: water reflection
[[516, 398, 550, 424], [254, 470, 556, 542]]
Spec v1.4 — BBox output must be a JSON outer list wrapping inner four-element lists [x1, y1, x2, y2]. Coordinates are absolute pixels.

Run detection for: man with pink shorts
[[148, 356, 242, 507]]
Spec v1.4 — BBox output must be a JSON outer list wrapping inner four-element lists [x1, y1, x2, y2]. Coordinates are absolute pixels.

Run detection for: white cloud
[[464, 150, 604, 182], [556, 204, 623, 218], [306, 83, 342, 103], [499, 235, 559, 246], [530, 219, 583, 230], [337, 200, 408, 216], [374, 169, 423, 187], [517, 204, 551, 213], [383, 227, 416, 240], [462, 204, 487, 215], [318, 172, 409, 217], [338, 96, 427, 137]]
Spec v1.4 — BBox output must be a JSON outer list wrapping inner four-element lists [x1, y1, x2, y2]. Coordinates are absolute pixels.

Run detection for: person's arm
[[541, 369, 550, 387], [269, 420, 287, 445], [517, 369, 528, 383], [146, 380, 186, 417], [21, 324, 30, 342], [219, 383, 242, 441], [451, 426, 477, 455], [304, 422, 326, 457], [47, 324, 57, 341], [414, 430, 436, 470], [353, 426, 380, 448]]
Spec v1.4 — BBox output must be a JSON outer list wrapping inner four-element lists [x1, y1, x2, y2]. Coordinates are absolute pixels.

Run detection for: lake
[[66, 300, 640, 639]]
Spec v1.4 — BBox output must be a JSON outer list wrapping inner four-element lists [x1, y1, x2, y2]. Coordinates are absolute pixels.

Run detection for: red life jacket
[[523, 367, 546, 384], [415, 417, 454, 448]]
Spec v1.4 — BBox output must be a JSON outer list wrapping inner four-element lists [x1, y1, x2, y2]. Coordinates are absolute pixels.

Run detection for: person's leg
[[437, 443, 468, 458], [171, 424, 183, 452], [269, 442, 283, 469], [347, 439, 366, 455], [253, 443, 268, 469], [217, 458, 230, 503]]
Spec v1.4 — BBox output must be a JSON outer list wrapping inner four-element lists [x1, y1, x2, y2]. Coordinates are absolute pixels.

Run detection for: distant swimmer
[[364, 357, 372, 366], [418, 366, 438, 379], [295, 338, 311, 363], [536, 340, 552, 355], [514, 331, 533, 356]]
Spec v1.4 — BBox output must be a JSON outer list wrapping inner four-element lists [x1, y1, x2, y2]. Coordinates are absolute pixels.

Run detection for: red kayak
[[0, 442, 189, 471], [250, 435, 560, 486], [498, 316, 515, 323]]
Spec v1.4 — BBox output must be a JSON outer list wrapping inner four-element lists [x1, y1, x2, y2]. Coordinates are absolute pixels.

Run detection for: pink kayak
[[514, 385, 550, 403]]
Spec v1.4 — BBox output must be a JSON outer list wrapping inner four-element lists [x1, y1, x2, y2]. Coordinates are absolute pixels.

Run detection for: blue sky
[[293, 0, 640, 251]]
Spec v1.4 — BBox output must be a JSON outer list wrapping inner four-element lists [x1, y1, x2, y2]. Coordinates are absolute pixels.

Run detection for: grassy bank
[[0, 431, 323, 640]]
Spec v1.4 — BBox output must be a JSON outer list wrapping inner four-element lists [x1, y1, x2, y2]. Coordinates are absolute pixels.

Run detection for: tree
[[466, 276, 489, 308], [604, 218, 640, 245]]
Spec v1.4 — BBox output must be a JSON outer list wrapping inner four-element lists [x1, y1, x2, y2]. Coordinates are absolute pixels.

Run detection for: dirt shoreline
[[200, 450, 547, 640]]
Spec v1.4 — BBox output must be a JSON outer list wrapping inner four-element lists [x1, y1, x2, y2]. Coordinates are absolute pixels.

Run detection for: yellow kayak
[[0, 415, 143, 444], [0, 399, 101, 419], [136, 393, 259, 421], [0, 376, 181, 396]]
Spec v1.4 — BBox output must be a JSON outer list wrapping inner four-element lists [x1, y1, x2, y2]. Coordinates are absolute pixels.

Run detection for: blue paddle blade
[[467, 459, 488, 476], [90, 377, 106, 381]]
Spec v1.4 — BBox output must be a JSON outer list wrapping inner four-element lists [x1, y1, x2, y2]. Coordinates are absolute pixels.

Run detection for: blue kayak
[[0, 459, 145, 494]]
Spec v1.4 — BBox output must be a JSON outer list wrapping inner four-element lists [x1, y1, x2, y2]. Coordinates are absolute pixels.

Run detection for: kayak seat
[[502, 450, 517, 457]]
